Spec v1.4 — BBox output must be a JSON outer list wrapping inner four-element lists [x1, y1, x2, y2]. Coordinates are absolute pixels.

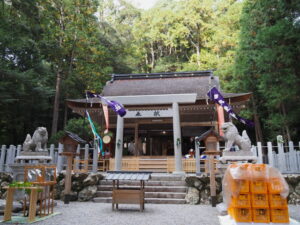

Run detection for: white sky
[[129, 0, 159, 9]]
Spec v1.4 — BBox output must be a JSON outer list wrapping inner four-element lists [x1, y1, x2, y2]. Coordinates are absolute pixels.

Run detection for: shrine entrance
[[123, 123, 174, 156]]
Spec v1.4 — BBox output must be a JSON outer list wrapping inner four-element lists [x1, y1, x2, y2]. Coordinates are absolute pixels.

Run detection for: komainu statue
[[221, 122, 251, 152], [23, 127, 48, 152], [220, 122, 257, 163]]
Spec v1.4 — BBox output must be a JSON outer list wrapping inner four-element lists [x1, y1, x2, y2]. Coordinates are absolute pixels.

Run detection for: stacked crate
[[227, 164, 289, 224]]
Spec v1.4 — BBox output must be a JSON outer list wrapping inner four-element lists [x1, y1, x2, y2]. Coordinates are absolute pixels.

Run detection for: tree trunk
[[281, 103, 291, 142], [51, 70, 62, 136], [252, 97, 263, 143], [63, 104, 68, 128], [196, 45, 201, 67], [150, 42, 155, 70]]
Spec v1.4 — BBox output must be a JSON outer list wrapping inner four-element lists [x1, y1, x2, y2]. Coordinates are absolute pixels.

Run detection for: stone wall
[[0, 173, 12, 199], [0, 172, 103, 202], [55, 172, 104, 201], [185, 174, 300, 205]]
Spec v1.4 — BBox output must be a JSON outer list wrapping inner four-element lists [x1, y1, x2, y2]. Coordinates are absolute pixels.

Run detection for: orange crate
[[268, 178, 285, 194], [251, 193, 269, 208], [250, 180, 268, 193], [231, 194, 251, 207], [250, 164, 267, 179], [228, 206, 233, 217], [230, 207, 252, 222], [270, 208, 289, 223], [252, 207, 270, 223], [269, 194, 288, 208], [231, 179, 250, 193]]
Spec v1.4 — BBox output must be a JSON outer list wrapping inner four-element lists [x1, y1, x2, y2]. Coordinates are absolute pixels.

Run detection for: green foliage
[[9, 181, 33, 188], [49, 118, 101, 144], [234, 0, 300, 140]]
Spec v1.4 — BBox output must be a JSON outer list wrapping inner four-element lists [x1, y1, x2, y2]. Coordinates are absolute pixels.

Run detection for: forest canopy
[[0, 0, 299, 144]]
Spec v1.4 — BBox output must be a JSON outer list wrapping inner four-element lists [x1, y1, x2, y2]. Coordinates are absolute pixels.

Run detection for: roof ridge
[[110, 70, 213, 81]]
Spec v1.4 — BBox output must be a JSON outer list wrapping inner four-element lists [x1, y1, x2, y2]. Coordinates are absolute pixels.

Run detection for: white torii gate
[[106, 93, 197, 174]]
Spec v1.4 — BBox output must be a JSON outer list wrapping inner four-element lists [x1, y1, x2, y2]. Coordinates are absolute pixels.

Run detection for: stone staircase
[[93, 174, 187, 204]]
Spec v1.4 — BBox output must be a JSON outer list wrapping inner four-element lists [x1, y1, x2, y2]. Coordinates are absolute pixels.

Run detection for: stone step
[[138, 169, 167, 172], [145, 198, 186, 204], [93, 197, 186, 204], [149, 175, 185, 181], [99, 180, 186, 186], [97, 185, 187, 193], [139, 165, 167, 168], [93, 197, 111, 203], [96, 191, 186, 199]]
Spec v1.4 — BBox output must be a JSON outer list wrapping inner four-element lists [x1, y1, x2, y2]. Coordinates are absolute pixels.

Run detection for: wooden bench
[[106, 171, 151, 212]]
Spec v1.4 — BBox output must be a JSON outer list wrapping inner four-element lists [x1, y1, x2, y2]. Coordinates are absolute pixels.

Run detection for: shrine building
[[66, 70, 251, 173]]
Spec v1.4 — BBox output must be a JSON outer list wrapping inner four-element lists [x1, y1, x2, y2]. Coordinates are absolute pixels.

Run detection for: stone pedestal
[[220, 150, 257, 163], [8, 150, 54, 200]]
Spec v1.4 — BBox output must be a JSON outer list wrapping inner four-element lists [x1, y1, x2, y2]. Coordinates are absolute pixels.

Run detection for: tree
[[234, 0, 300, 141], [0, 0, 54, 144]]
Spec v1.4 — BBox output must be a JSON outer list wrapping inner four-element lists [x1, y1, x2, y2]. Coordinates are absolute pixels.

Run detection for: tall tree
[[234, 0, 300, 141]]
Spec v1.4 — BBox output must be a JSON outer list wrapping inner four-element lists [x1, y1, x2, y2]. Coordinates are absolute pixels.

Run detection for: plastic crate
[[230, 207, 252, 222], [231, 194, 251, 207], [252, 207, 270, 223], [268, 178, 285, 194], [270, 208, 289, 223], [250, 164, 267, 179], [269, 194, 288, 208], [250, 180, 268, 193], [251, 193, 269, 208], [231, 179, 250, 193], [228, 206, 233, 217]]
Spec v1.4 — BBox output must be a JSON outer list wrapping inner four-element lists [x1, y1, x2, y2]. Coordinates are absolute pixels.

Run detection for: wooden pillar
[[28, 189, 38, 222], [3, 188, 15, 221], [134, 123, 139, 156], [208, 154, 217, 207], [64, 155, 73, 204]]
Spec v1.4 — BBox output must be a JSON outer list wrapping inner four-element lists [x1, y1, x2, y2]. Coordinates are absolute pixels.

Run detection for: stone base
[[8, 163, 56, 200], [219, 156, 258, 163], [172, 171, 186, 176], [222, 150, 254, 157]]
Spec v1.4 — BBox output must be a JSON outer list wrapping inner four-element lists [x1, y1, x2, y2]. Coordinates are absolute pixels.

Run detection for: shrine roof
[[66, 71, 251, 107], [102, 71, 250, 100]]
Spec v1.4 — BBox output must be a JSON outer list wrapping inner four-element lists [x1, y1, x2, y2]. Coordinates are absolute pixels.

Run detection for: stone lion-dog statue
[[23, 127, 48, 152], [221, 122, 251, 152]]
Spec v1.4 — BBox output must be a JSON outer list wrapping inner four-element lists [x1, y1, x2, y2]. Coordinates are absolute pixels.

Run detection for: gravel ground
[[2, 202, 300, 225]]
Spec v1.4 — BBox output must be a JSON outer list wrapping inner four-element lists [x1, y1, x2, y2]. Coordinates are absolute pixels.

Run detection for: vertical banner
[[207, 87, 254, 127], [102, 104, 109, 133], [216, 104, 225, 136], [86, 91, 126, 117]]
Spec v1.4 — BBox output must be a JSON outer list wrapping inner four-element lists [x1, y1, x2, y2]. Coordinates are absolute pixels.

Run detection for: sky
[[129, 0, 159, 9]]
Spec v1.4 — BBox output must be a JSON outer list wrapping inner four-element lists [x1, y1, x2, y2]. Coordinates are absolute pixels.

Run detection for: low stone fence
[[185, 174, 300, 205]]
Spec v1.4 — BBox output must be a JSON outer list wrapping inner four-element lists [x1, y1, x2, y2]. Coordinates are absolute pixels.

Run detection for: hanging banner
[[86, 91, 126, 117], [207, 87, 254, 127], [102, 104, 109, 133], [85, 110, 103, 153]]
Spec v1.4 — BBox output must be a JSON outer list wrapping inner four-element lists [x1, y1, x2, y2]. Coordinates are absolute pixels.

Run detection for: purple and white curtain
[[207, 87, 254, 127], [86, 91, 127, 117]]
